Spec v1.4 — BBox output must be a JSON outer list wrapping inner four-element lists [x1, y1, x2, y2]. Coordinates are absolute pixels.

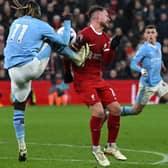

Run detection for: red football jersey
[[72, 25, 114, 81]]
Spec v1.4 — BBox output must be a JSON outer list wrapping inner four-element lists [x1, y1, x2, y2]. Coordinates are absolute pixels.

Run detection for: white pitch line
[[0, 155, 162, 165], [0, 156, 95, 163], [0, 141, 168, 165], [27, 142, 168, 165], [28, 142, 89, 148], [152, 154, 168, 165], [0, 156, 146, 165], [121, 148, 168, 165]]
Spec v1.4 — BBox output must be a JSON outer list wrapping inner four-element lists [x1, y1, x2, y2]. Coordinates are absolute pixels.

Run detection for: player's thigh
[[25, 57, 49, 79], [136, 84, 154, 105], [8, 57, 49, 82], [132, 103, 144, 113], [10, 78, 32, 102], [157, 80, 168, 99], [35, 57, 50, 78], [9, 66, 27, 84], [97, 83, 118, 106], [97, 83, 120, 115], [9, 67, 32, 102], [89, 102, 105, 118], [74, 81, 101, 106], [106, 101, 121, 116]]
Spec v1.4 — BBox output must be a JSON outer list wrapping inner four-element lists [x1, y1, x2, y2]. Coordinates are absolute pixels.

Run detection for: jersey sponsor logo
[[92, 53, 102, 60]]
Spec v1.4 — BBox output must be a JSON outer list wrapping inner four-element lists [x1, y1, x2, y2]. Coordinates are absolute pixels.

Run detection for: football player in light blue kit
[[4, 0, 88, 161], [121, 25, 168, 116]]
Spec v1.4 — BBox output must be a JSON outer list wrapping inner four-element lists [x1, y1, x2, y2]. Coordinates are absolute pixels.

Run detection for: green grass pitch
[[0, 104, 168, 168]]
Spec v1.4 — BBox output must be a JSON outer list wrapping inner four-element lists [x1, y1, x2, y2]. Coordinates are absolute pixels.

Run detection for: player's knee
[[97, 110, 106, 118], [108, 104, 121, 116], [133, 108, 142, 115], [92, 108, 105, 118], [14, 102, 26, 111]]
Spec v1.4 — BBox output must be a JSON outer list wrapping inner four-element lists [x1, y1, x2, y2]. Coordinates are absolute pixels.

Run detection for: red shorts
[[74, 79, 118, 106]]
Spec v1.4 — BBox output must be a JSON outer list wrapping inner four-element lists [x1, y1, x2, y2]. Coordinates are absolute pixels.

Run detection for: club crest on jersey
[[103, 43, 110, 52]]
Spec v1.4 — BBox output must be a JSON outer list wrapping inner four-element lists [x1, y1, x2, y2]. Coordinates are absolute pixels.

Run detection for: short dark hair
[[144, 25, 157, 31], [143, 25, 157, 33], [145, 25, 156, 29], [88, 5, 105, 18]]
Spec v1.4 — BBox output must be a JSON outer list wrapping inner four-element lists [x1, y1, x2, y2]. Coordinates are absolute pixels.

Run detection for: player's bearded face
[[99, 10, 110, 28]]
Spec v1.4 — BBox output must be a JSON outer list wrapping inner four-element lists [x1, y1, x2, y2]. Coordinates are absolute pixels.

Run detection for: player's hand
[[75, 43, 90, 66], [63, 14, 73, 21], [141, 68, 148, 76]]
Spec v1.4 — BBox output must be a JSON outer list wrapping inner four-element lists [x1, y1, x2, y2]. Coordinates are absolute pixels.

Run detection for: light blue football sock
[[13, 110, 25, 143], [121, 106, 134, 116]]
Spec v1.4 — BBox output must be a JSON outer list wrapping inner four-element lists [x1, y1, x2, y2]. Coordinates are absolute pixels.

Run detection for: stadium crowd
[[0, 0, 168, 81]]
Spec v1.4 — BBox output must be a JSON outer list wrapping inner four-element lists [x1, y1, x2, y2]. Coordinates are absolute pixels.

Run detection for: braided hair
[[12, 0, 41, 18]]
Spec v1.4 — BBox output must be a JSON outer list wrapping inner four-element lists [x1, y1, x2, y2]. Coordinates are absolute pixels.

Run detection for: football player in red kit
[[64, 6, 127, 167]]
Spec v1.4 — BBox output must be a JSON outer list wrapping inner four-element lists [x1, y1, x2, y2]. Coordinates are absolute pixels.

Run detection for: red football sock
[[90, 116, 103, 146], [107, 114, 120, 143]]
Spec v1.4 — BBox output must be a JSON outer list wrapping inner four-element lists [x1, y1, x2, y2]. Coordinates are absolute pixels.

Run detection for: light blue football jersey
[[131, 41, 162, 86], [4, 16, 70, 69]]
